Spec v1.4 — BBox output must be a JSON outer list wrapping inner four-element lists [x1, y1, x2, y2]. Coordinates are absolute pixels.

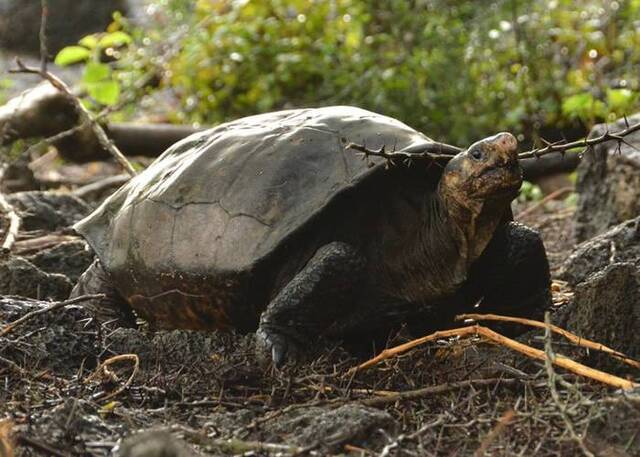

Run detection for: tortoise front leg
[[471, 221, 552, 334], [257, 241, 365, 367], [71, 259, 137, 327]]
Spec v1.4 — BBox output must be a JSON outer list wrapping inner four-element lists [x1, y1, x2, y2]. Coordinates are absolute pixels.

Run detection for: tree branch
[[345, 118, 640, 165]]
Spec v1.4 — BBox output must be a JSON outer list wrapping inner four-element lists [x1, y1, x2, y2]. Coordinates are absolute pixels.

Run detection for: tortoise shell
[[74, 106, 438, 330]]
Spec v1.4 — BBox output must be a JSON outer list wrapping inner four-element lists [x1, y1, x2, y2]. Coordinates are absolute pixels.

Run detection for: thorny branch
[[346, 116, 640, 164], [544, 312, 595, 457]]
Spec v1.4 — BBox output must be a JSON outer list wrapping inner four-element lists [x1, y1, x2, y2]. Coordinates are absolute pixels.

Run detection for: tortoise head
[[439, 132, 522, 204]]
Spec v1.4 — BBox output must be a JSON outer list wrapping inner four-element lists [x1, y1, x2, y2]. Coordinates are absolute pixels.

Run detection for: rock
[[586, 396, 640, 456], [558, 263, 640, 374], [574, 114, 640, 242], [26, 240, 93, 283], [0, 0, 130, 54], [264, 404, 396, 451], [118, 431, 196, 457], [6, 191, 91, 232], [0, 256, 72, 300], [559, 216, 640, 286], [0, 296, 100, 373]]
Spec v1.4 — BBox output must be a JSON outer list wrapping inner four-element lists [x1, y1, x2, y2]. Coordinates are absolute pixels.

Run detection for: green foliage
[[0, 78, 14, 105], [518, 181, 543, 202], [54, 46, 92, 66], [54, 29, 133, 107], [57, 0, 640, 145]]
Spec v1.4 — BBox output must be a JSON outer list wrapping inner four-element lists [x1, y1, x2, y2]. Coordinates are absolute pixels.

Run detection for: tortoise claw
[[256, 327, 299, 368]]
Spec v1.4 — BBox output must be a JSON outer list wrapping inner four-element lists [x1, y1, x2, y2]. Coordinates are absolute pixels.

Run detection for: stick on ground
[[349, 324, 638, 390], [457, 313, 640, 370]]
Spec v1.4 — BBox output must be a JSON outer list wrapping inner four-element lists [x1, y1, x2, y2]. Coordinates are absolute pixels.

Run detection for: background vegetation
[[57, 0, 640, 146]]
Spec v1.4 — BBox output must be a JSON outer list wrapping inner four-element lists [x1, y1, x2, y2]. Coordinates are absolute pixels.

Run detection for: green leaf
[[79, 34, 99, 49], [54, 46, 91, 66], [83, 62, 110, 83], [98, 31, 132, 48], [606, 88, 634, 110], [561, 92, 593, 117], [86, 80, 120, 105]]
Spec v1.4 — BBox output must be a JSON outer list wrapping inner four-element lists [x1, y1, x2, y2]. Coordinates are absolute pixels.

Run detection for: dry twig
[[0, 294, 104, 337], [457, 313, 640, 370], [0, 193, 20, 255], [9, 61, 136, 176], [515, 186, 574, 219], [543, 313, 595, 457], [360, 378, 516, 407], [349, 325, 638, 390], [86, 354, 140, 402], [474, 409, 515, 457]]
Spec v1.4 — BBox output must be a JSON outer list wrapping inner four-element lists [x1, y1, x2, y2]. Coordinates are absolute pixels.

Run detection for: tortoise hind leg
[[471, 221, 552, 335], [71, 259, 137, 328], [257, 241, 365, 367]]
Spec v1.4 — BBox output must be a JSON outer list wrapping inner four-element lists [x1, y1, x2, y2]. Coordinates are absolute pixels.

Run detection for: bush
[[57, 0, 640, 146]]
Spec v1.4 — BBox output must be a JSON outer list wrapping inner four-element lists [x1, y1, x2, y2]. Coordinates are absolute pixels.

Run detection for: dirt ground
[[1, 166, 639, 457]]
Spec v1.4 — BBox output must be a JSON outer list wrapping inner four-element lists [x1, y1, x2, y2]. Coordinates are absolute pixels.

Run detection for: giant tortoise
[[71, 106, 551, 366]]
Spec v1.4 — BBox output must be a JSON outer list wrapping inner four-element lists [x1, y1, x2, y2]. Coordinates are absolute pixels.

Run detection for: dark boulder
[[0, 256, 72, 300], [559, 216, 640, 286], [556, 263, 640, 375], [6, 191, 91, 232], [26, 239, 93, 283], [574, 114, 640, 242]]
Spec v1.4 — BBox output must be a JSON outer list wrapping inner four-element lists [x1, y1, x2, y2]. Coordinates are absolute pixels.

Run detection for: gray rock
[[0, 296, 100, 373], [586, 395, 640, 456], [559, 216, 640, 286], [118, 431, 196, 457], [26, 239, 93, 283], [7, 191, 90, 232], [560, 263, 640, 374], [0, 255, 72, 299], [265, 404, 396, 451], [575, 114, 640, 242]]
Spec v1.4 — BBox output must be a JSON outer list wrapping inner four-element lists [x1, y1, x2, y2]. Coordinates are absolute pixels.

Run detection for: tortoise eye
[[470, 148, 484, 161]]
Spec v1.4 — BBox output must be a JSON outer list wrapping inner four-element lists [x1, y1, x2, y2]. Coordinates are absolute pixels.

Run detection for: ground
[[0, 168, 639, 457]]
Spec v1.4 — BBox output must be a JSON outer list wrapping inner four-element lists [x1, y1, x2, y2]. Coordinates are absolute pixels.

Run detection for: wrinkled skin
[[72, 112, 551, 367]]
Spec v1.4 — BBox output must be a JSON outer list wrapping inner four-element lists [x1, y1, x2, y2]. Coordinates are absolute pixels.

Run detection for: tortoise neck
[[435, 185, 509, 266]]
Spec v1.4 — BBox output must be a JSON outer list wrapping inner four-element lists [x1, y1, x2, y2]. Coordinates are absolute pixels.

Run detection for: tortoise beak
[[487, 132, 518, 158]]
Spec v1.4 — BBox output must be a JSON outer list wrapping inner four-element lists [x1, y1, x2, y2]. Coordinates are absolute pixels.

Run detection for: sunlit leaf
[[98, 31, 132, 48], [83, 62, 110, 83], [54, 46, 91, 66], [79, 34, 99, 49], [86, 80, 120, 106]]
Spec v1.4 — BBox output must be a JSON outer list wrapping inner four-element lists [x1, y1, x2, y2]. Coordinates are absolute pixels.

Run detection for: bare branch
[[518, 119, 640, 159], [345, 141, 459, 163], [346, 118, 640, 168], [39, 0, 49, 73]]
